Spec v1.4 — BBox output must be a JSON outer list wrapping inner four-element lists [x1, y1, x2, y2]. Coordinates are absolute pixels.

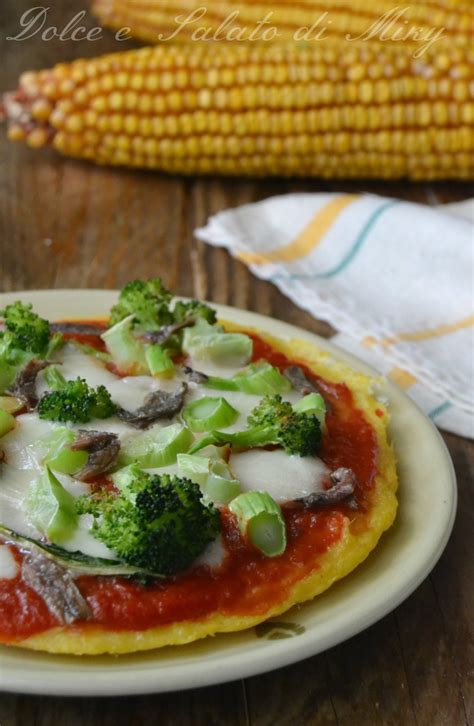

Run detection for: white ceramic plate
[[0, 290, 456, 697]]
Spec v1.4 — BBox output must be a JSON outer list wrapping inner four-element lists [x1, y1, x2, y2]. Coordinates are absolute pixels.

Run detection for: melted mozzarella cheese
[[185, 356, 246, 379], [105, 375, 160, 411], [193, 535, 227, 571], [0, 464, 40, 537], [60, 514, 117, 559], [0, 463, 118, 559], [229, 449, 328, 502], [0, 545, 18, 579], [37, 346, 117, 398], [1, 414, 56, 470]]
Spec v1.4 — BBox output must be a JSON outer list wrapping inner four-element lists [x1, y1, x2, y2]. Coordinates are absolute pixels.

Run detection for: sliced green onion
[[198, 444, 230, 460], [229, 491, 287, 557], [203, 463, 241, 505], [73, 341, 112, 363], [234, 362, 291, 394], [0, 361, 20, 395], [44, 365, 67, 391], [45, 332, 65, 358], [48, 447, 88, 476], [26, 467, 78, 544], [0, 408, 16, 438], [0, 395, 23, 414], [176, 452, 210, 487], [197, 333, 252, 366], [145, 344, 175, 378], [183, 319, 252, 367], [183, 396, 238, 432], [177, 453, 240, 505], [101, 314, 148, 374], [206, 361, 291, 395], [182, 318, 223, 339], [40, 428, 88, 475], [293, 392, 326, 427], [119, 423, 193, 468]]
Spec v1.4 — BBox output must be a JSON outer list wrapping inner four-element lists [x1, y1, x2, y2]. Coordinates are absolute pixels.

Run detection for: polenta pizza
[[0, 280, 397, 655]]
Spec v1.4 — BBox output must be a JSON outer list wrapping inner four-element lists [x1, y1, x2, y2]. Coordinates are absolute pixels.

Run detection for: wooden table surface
[[1, 3, 473, 725]]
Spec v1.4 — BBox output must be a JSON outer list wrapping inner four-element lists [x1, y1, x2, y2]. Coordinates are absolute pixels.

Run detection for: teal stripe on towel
[[428, 401, 453, 420], [271, 200, 398, 282]]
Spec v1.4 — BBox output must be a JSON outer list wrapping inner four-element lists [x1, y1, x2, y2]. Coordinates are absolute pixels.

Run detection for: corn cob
[[92, 0, 473, 48], [2, 43, 473, 179]]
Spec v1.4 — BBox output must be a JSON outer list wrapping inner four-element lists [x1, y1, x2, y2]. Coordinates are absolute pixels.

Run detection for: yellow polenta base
[[12, 328, 398, 655]]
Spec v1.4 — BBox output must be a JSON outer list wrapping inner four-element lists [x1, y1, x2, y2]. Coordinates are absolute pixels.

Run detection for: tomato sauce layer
[[57, 319, 108, 349], [0, 327, 379, 642]]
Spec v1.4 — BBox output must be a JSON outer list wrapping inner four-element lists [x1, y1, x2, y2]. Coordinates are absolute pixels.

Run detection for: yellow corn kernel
[[4, 41, 472, 181], [91, 96, 107, 113], [8, 124, 27, 142], [31, 99, 53, 121], [64, 114, 83, 133]]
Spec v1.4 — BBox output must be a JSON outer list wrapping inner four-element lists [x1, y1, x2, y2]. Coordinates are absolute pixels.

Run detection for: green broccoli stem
[[44, 365, 67, 391], [189, 425, 278, 454]]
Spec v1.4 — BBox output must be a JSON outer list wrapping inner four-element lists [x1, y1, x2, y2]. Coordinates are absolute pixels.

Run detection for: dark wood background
[[0, 2, 473, 724]]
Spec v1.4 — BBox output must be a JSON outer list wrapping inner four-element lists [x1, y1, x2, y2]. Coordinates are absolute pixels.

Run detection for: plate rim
[[0, 289, 457, 696]]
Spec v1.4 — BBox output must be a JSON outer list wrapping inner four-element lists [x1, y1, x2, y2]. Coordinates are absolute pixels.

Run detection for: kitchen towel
[[195, 193, 474, 438]]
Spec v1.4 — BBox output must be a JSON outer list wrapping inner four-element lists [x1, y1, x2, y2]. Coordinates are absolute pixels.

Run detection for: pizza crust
[[9, 329, 398, 655]]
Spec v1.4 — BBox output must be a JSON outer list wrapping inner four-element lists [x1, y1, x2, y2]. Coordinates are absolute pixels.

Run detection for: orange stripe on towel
[[388, 368, 418, 389], [381, 314, 474, 347], [236, 194, 359, 266]]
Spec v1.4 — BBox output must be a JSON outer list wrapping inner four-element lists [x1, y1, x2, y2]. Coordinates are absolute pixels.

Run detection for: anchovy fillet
[[21, 551, 92, 625], [49, 322, 104, 336], [117, 383, 187, 429], [182, 366, 209, 384], [71, 430, 120, 481], [298, 467, 357, 509], [7, 359, 52, 410], [143, 319, 194, 345], [284, 365, 320, 396]]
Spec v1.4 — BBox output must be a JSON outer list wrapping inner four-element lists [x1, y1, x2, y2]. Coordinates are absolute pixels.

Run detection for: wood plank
[[430, 432, 474, 725], [322, 618, 417, 726], [244, 656, 338, 726], [395, 577, 468, 725], [0, 682, 249, 726]]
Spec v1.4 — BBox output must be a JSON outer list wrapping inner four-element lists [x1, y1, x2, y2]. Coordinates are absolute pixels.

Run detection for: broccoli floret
[[0, 302, 55, 394], [0, 302, 50, 355], [173, 300, 217, 325], [109, 279, 174, 330], [77, 471, 221, 575], [38, 377, 117, 423], [190, 394, 321, 457], [109, 279, 217, 332], [246, 395, 321, 454]]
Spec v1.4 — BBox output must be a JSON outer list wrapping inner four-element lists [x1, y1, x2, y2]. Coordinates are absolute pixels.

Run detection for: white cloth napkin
[[195, 193, 474, 439]]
